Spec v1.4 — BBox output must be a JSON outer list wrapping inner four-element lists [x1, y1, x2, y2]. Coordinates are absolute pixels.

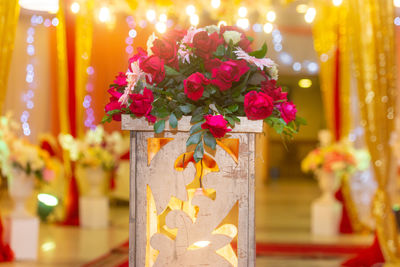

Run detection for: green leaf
[[154, 120, 165, 133], [214, 45, 225, 57], [247, 36, 254, 42], [186, 131, 203, 146], [164, 65, 181, 76], [204, 132, 216, 150], [107, 109, 122, 116], [179, 104, 195, 114], [249, 43, 268, 59], [101, 115, 112, 124], [193, 142, 204, 162], [173, 109, 183, 120], [151, 106, 170, 118], [169, 113, 178, 128], [190, 113, 204, 124], [225, 116, 236, 127], [190, 121, 204, 135], [227, 104, 239, 113]]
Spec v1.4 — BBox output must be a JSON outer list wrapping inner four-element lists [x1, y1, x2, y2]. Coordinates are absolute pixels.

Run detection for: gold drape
[[312, 0, 367, 233], [347, 0, 400, 262], [75, 0, 94, 138], [0, 0, 20, 113]]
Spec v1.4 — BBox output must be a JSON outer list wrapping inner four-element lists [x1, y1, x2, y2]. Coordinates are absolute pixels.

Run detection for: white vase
[[85, 166, 106, 197], [8, 167, 35, 218], [315, 170, 341, 204]]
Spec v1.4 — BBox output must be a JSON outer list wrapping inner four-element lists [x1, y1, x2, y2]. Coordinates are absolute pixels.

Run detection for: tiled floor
[[0, 176, 372, 266]]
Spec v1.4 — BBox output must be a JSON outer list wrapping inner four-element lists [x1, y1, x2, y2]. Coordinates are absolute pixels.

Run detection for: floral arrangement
[[59, 126, 128, 171], [301, 142, 370, 176], [0, 115, 54, 181], [103, 25, 305, 161]]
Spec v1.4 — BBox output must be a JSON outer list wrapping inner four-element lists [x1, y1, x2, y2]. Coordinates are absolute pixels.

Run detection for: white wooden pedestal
[[311, 201, 342, 236], [4, 216, 39, 260], [122, 115, 262, 267], [79, 196, 109, 229]]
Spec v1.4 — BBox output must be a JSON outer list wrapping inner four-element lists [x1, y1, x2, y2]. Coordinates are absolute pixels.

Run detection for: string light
[[266, 11, 276, 22], [146, 9, 156, 22], [125, 16, 136, 56], [211, 0, 220, 9], [98, 6, 111, 23], [298, 79, 312, 88], [218, 20, 227, 27], [70, 2, 80, 14], [159, 14, 167, 22], [19, 0, 59, 13], [394, 0, 400, 8], [238, 6, 248, 17], [332, 0, 343, 6], [304, 7, 316, 23], [190, 14, 199, 26], [292, 62, 302, 72], [156, 21, 167, 33], [263, 22, 273, 33], [186, 5, 196, 16], [395, 17, 400, 26], [237, 18, 249, 29], [296, 4, 308, 13]]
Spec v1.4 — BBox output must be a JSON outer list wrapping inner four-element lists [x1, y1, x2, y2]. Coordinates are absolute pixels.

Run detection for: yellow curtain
[[0, 0, 20, 113], [75, 0, 94, 138], [347, 0, 400, 262], [312, 0, 367, 233]]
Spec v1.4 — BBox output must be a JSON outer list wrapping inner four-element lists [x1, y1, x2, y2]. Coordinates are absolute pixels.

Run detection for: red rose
[[129, 88, 154, 119], [129, 48, 147, 67], [164, 28, 187, 43], [201, 115, 232, 138], [139, 55, 165, 84], [151, 38, 179, 69], [280, 101, 297, 123], [211, 60, 250, 91], [261, 79, 287, 101], [184, 72, 210, 101], [204, 58, 222, 72], [113, 72, 127, 87], [192, 31, 222, 59], [244, 91, 274, 120], [105, 89, 124, 121], [220, 25, 252, 52]]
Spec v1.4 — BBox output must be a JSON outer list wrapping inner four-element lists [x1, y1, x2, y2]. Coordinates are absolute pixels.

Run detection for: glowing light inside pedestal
[[38, 193, 59, 207], [189, 241, 211, 250]]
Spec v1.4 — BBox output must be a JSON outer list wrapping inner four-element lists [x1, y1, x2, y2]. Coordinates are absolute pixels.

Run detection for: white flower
[[205, 25, 219, 34], [268, 65, 279, 80], [119, 61, 146, 105], [223, 30, 241, 45], [233, 47, 276, 72], [146, 33, 157, 56]]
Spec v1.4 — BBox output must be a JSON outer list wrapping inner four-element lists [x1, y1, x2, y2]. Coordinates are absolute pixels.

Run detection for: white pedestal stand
[[79, 167, 109, 229], [4, 168, 39, 260], [311, 171, 342, 236]]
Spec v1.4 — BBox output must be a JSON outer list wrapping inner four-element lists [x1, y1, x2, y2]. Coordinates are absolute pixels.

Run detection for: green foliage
[[154, 120, 165, 133]]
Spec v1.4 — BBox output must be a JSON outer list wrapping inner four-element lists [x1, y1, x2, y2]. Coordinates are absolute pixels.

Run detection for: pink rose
[[201, 115, 232, 138], [151, 38, 179, 69], [184, 72, 210, 101], [113, 72, 127, 87], [192, 31, 223, 60], [280, 101, 297, 123], [139, 55, 165, 84], [128, 48, 148, 67], [244, 91, 274, 120], [105, 89, 124, 121], [211, 60, 250, 91], [129, 88, 154, 120]]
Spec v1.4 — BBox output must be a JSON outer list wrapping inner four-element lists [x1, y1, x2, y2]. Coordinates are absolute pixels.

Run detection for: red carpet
[[82, 240, 369, 266]]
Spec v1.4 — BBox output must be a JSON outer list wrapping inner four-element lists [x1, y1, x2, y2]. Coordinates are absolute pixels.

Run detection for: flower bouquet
[[103, 25, 305, 161], [301, 142, 370, 177]]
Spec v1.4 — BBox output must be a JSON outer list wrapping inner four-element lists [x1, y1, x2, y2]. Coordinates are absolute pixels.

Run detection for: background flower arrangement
[[103, 25, 306, 161], [301, 142, 370, 177]]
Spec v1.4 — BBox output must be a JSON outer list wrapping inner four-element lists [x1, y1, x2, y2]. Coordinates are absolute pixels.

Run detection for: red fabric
[[61, 164, 80, 226], [0, 215, 14, 262], [335, 187, 354, 233], [342, 234, 384, 267]]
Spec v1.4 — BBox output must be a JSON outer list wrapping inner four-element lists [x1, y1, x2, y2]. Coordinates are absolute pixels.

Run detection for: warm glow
[[266, 11, 276, 22], [304, 7, 316, 23], [263, 23, 273, 33], [98, 6, 111, 23], [394, 0, 400, 7], [19, 0, 59, 13], [238, 6, 248, 17], [218, 20, 227, 27], [190, 14, 199, 26], [156, 22, 167, 33], [188, 241, 211, 249], [38, 193, 59, 207], [146, 9, 156, 21], [41, 241, 56, 252], [211, 0, 220, 8], [332, 0, 343, 6], [186, 5, 196, 16], [296, 4, 308, 13], [70, 2, 80, 13], [159, 14, 167, 22], [298, 78, 313, 88], [236, 18, 249, 29]]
